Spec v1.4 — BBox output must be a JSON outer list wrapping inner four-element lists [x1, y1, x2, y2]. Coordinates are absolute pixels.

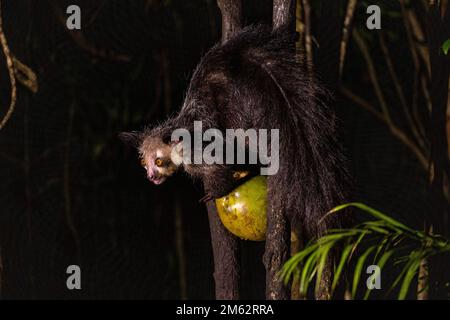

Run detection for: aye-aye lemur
[[120, 25, 350, 245]]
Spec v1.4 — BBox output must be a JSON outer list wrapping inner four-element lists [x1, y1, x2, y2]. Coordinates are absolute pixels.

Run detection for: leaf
[[332, 243, 353, 293], [282, 203, 450, 300], [318, 231, 361, 243], [299, 250, 320, 296], [281, 244, 319, 284], [389, 250, 422, 296], [349, 231, 368, 260], [368, 225, 390, 235], [329, 203, 422, 237], [398, 257, 422, 300], [373, 236, 391, 264], [442, 39, 450, 55]]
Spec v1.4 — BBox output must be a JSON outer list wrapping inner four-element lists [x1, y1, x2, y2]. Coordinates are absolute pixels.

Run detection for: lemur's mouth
[[149, 176, 167, 185]]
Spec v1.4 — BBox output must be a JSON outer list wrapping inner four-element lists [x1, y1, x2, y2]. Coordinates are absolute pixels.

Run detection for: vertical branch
[[301, 0, 313, 70], [205, 0, 242, 300], [295, 0, 304, 52], [266, 0, 297, 301], [400, 0, 429, 74], [441, 0, 449, 19], [263, 202, 290, 300], [417, 226, 431, 300], [400, 0, 432, 123], [400, 0, 429, 138], [353, 29, 392, 124], [426, 2, 450, 298], [0, 0, 17, 130], [217, 0, 242, 43], [206, 200, 240, 299], [378, 32, 426, 151], [417, 258, 429, 300], [339, 0, 357, 80], [273, 0, 296, 31], [427, 2, 450, 228]]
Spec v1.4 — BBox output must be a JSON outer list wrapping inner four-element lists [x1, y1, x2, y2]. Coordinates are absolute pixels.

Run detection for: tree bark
[[204, 0, 243, 300], [427, 1, 450, 233], [263, 205, 290, 299], [206, 199, 240, 299], [217, 0, 242, 43], [264, 0, 296, 301], [426, 2, 450, 299], [273, 0, 296, 32]]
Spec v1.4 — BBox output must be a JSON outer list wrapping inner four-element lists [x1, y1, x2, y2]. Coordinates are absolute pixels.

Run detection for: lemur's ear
[[118, 131, 142, 148]]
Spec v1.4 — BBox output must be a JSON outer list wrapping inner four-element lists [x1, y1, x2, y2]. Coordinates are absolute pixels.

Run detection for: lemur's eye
[[155, 158, 163, 167], [140, 158, 146, 167]]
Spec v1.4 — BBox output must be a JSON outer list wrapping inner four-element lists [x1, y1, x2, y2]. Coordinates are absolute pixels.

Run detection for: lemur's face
[[139, 137, 179, 185]]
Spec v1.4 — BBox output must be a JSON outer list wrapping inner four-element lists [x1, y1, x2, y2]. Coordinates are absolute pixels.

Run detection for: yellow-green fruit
[[215, 176, 267, 241]]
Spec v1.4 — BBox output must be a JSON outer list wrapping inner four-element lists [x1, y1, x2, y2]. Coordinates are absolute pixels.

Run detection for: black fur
[[136, 25, 351, 240]]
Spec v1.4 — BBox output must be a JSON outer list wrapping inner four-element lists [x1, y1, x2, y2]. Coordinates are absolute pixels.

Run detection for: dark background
[[0, 0, 443, 299]]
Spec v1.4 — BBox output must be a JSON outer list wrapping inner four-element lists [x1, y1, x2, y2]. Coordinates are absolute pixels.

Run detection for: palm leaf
[[398, 255, 422, 300], [331, 243, 353, 293]]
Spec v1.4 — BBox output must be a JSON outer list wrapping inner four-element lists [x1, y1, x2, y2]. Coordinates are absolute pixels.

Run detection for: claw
[[199, 194, 214, 203]]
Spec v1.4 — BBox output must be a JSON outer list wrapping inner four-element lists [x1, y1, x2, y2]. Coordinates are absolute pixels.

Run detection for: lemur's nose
[[147, 169, 158, 181]]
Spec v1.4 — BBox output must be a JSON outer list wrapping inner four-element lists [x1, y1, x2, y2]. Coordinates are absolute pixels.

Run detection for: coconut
[[215, 176, 267, 241]]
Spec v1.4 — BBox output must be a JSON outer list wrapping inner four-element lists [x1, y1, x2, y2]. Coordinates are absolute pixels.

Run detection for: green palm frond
[[282, 203, 450, 300]]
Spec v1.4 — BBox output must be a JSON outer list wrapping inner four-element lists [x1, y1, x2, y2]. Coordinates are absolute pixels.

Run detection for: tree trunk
[[206, 199, 240, 299], [263, 204, 291, 299], [205, 0, 243, 300], [273, 0, 296, 32], [426, 2, 450, 299], [264, 0, 296, 301], [217, 0, 242, 43]]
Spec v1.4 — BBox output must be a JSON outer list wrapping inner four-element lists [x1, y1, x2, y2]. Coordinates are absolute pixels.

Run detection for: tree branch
[[0, 0, 17, 130], [378, 32, 427, 152], [273, 0, 296, 31], [217, 0, 242, 43], [301, 0, 313, 70], [339, 0, 357, 79], [353, 29, 392, 124]]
